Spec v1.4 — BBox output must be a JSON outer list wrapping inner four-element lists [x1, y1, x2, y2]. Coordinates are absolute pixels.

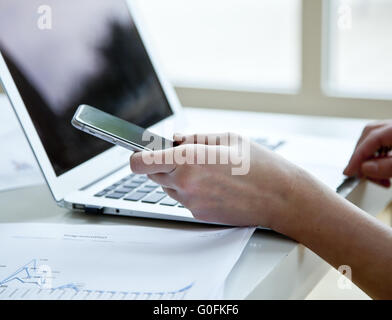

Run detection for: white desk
[[0, 95, 391, 299]]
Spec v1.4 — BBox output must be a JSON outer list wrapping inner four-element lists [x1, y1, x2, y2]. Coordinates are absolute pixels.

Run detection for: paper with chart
[[0, 223, 254, 300], [0, 96, 43, 191]]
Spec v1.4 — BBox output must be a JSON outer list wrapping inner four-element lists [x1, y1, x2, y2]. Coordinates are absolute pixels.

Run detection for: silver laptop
[[0, 1, 354, 225]]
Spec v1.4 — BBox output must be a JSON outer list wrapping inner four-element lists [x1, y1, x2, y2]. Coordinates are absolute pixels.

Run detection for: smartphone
[[72, 105, 175, 152]]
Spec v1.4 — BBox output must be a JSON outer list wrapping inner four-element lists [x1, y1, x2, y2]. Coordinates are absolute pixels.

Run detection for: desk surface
[[1, 95, 391, 299]]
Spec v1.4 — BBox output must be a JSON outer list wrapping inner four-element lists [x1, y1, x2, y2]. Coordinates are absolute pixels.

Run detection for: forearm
[[272, 169, 392, 299]]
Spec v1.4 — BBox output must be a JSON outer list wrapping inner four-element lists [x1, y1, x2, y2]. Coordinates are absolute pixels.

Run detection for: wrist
[[268, 165, 326, 239]]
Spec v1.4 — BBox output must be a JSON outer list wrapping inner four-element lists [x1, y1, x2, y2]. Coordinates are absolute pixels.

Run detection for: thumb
[[361, 158, 392, 179]]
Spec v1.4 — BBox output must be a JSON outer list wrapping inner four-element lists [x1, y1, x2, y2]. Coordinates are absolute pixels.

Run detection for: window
[[135, 0, 392, 118], [137, 0, 302, 92], [326, 0, 392, 99]]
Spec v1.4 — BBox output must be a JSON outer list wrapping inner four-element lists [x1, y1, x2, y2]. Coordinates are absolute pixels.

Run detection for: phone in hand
[[72, 105, 176, 152]]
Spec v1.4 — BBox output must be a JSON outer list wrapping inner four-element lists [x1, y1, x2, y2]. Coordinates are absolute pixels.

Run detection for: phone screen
[[73, 105, 174, 151]]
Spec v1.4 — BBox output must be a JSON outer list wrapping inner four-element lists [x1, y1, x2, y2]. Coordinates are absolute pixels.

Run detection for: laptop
[[0, 0, 355, 225]]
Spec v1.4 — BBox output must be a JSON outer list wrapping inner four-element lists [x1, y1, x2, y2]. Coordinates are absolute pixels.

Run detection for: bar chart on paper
[[0, 259, 194, 300], [0, 224, 254, 300]]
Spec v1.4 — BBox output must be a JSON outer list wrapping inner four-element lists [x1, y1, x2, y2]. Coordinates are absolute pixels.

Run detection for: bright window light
[[326, 0, 392, 99], [136, 0, 302, 92]]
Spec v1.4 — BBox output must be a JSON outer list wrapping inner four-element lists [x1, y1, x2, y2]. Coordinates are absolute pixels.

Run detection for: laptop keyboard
[[94, 138, 285, 207], [94, 174, 184, 208]]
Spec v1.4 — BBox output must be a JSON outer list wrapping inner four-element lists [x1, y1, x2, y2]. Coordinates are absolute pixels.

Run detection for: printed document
[[0, 223, 254, 300]]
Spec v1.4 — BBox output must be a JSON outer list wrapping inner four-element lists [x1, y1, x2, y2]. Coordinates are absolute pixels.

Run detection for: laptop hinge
[[56, 199, 66, 208]]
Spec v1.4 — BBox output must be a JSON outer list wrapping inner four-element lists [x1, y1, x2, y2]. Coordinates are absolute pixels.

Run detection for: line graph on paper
[[0, 259, 194, 300]]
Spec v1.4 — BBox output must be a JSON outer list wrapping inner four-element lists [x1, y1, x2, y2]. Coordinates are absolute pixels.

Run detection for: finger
[[130, 150, 176, 175], [361, 158, 392, 180], [356, 122, 387, 149], [367, 177, 391, 188], [344, 122, 388, 176], [344, 126, 392, 176], [173, 132, 240, 146], [148, 173, 176, 189]]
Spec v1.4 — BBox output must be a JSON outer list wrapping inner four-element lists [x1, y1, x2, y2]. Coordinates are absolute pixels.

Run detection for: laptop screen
[[0, 0, 173, 176]]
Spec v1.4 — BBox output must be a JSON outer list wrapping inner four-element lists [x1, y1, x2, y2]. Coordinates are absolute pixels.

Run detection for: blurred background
[[133, 0, 392, 118]]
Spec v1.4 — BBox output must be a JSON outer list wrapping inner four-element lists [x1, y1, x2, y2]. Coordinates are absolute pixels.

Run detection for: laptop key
[[145, 182, 159, 188], [156, 187, 166, 194], [142, 193, 166, 204], [159, 197, 178, 206], [115, 188, 132, 194], [106, 192, 125, 199], [137, 187, 155, 193], [143, 186, 158, 191], [132, 176, 148, 182], [94, 191, 107, 197], [122, 186, 137, 191], [123, 182, 141, 188], [124, 192, 147, 201]]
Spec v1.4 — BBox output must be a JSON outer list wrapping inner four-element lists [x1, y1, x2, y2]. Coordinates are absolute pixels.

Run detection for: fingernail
[[343, 166, 355, 176], [362, 161, 378, 173]]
